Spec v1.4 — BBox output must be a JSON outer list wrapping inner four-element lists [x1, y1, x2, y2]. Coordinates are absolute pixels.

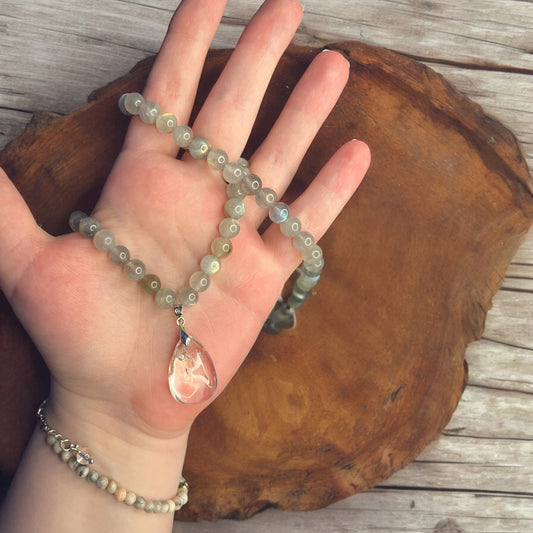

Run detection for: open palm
[[0, 0, 370, 441]]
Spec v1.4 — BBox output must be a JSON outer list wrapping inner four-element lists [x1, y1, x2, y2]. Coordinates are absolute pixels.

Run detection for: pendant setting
[[168, 307, 217, 404]]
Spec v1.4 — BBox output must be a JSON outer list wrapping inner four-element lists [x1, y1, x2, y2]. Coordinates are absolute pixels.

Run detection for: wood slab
[[0, 42, 532, 520]]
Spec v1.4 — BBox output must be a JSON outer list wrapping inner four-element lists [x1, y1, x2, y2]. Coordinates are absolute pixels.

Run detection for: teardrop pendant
[[168, 310, 217, 404]]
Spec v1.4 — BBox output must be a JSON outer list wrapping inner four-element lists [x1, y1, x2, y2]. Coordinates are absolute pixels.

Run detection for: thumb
[[0, 167, 48, 299]]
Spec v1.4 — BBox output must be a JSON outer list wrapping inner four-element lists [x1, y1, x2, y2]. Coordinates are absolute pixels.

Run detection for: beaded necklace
[[70, 93, 324, 405]]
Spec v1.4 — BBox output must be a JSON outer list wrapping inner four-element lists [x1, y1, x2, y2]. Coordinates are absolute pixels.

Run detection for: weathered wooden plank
[[7, 0, 531, 70], [511, 229, 533, 265], [465, 340, 533, 393], [483, 290, 533, 349], [381, 435, 533, 493], [501, 278, 533, 292], [293, 0, 533, 70], [0, 4, 166, 114], [1, 0, 532, 172], [176, 489, 533, 532], [446, 385, 531, 439], [0, 109, 30, 150], [506, 264, 533, 279]]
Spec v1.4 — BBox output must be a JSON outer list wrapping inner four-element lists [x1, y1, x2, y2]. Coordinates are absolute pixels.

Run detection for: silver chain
[[37, 400, 94, 464]]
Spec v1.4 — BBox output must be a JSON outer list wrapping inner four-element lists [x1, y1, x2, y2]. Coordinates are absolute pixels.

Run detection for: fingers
[[122, 0, 228, 155], [190, 0, 304, 159], [262, 140, 371, 269], [123, 0, 304, 160], [246, 49, 351, 227], [0, 168, 48, 299]]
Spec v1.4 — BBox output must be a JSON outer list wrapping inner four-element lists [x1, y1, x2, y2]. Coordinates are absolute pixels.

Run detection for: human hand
[[0, 0, 369, 463]]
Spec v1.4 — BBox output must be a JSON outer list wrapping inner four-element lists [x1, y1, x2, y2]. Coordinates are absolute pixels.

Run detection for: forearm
[[0, 395, 190, 533]]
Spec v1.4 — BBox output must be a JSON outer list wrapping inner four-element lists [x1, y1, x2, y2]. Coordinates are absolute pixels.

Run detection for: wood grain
[[1, 1, 531, 170], [1, 1, 532, 531]]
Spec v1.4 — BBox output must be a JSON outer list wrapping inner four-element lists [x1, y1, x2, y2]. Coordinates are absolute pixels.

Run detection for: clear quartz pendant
[[168, 308, 217, 404]]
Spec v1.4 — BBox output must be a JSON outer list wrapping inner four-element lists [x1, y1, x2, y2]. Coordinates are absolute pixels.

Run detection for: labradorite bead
[[173, 125, 193, 148], [123, 93, 144, 115], [125, 492, 137, 506], [141, 273, 161, 294], [79, 217, 100, 237], [124, 259, 146, 281], [269, 202, 290, 224], [219, 218, 240, 238], [293, 231, 315, 251], [211, 237, 232, 258], [118, 93, 129, 115], [189, 271, 210, 292], [302, 244, 323, 262], [107, 480, 118, 494], [255, 188, 277, 209], [69, 211, 87, 231], [139, 101, 160, 124], [200, 254, 221, 275], [296, 272, 321, 291], [207, 148, 229, 170], [287, 287, 308, 309], [189, 137, 211, 159], [241, 174, 262, 195], [155, 288, 177, 309], [302, 257, 325, 276], [87, 470, 99, 483], [222, 162, 245, 184], [224, 198, 245, 219], [178, 286, 198, 307], [280, 216, 302, 237], [109, 245, 130, 265], [145, 501, 155, 513], [93, 229, 115, 251], [155, 112, 177, 133], [226, 182, 246, 199]]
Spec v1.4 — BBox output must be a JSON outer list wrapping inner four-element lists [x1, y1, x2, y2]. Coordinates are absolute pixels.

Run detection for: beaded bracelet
[[69, 92, 324, 405], [37, 400, 189, 514]]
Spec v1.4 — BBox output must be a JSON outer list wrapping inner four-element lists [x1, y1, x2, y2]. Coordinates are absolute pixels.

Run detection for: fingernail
[[321, 48, 351, 68]]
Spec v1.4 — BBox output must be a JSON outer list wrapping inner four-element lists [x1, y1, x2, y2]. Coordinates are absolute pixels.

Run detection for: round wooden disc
[[0, 42, 532, 519]]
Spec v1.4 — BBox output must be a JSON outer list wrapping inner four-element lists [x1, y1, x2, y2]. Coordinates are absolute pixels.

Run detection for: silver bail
[[174, 306, 191, 346]]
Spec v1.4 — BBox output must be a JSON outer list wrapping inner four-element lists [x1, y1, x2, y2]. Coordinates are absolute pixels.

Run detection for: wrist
[[45, 384, 191, 501], [1, 391, 192, 533]]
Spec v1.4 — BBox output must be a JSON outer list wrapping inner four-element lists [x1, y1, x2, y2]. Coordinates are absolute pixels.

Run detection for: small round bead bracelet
[[37, 400, 189, 514], [69, 92, 324, 405]]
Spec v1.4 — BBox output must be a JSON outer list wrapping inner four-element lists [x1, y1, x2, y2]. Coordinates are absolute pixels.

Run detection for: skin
[[0, 0, 370, 531]]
